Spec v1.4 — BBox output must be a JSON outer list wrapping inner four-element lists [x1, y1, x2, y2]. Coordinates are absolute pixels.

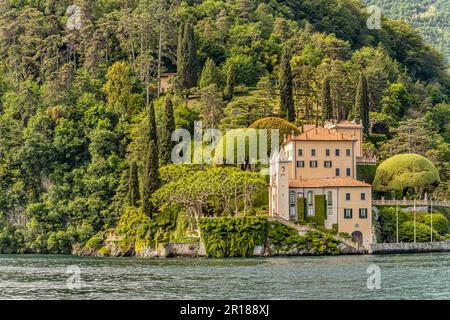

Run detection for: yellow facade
[[269, 123, 373, 247]]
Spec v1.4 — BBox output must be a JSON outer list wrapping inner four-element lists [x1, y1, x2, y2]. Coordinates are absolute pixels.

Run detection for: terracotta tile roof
[[289, 177, 372, 188], [328, 121, 363, 129], [287, 128, 357, 142], [160, 72, 177, 77], [302, 124, 316, 132]]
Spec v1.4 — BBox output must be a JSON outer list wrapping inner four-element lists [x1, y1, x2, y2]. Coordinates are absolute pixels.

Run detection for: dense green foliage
[[374, 154, 441, 196], [363, 0, 450, 63], [357, 164, 377, 184], [376, 207, 448, 242], [199, 216, 268, 257], [399, 221, 437, 243], [0, 0, 448, 253], [268, 221, 339, 255], [200, 217, 339, 257]]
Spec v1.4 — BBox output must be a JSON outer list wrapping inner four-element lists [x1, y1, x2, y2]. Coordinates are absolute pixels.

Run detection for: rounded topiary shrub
[[373, 154, 440, 195]]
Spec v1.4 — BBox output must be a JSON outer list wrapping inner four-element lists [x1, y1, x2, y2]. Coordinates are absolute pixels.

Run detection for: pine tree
[[142, 102, 160, 217], [199, 58, 220, 89], [322, 77, 333, 122], [177, 21, 199, 92], [353, 72, 370, 135], [223, 63, 235, 101], [279, 48, 295, 122], [160, 96, 175, 165], [127, 161, 140, 207]]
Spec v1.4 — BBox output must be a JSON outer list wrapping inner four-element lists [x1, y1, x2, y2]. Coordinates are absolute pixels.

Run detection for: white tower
[[269, 149, 289, 219]]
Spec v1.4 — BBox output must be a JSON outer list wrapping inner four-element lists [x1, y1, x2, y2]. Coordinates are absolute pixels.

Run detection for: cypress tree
[[223, 63, 235, 101], [353, 72, 370, 135], [177, 21, 198, 92], [322, 77, 333, 122], [160, 96, 175, 165], [279, 48, 295, 122], [142, 102, 160, 217], [127, 161, 140, 207]]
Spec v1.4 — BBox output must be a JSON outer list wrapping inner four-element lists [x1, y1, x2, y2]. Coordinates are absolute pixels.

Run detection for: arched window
[[327, 191, 333, 215], [307, 191, 314, 216]]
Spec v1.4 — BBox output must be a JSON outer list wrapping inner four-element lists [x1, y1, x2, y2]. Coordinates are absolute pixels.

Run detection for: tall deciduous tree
[[160, 96, 175, 166], [322, 77, 333, 121], [128, 161, 140, 207], [279, 48, 295, 122], [353, 72, 370, 135], [142, 102, 160, 217]]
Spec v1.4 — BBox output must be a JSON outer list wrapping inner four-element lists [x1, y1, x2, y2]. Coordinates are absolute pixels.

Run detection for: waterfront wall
[[369, 241, 450, 254], [136, 242, 207, 257]]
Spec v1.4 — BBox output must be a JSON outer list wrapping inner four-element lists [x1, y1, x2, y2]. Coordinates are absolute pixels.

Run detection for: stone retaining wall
[[369, 241, 450, 254], [136, 242, 206, 257]]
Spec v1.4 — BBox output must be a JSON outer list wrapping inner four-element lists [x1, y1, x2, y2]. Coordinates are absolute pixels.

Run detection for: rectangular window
[[310, 161, 318, 168], [335, 168, 340, 176], [346, 193, 351, 201], [361, 193, 366, 200], [311, 149, 316, 156], [344, 209, 353, 219], [346, 168, 351, 176], [359, 208, 368, 219], [297, 161, 305, 168], [298, 149, 303, 157], [346, 149, 351, 156], [324, 161, 332, 168], [326, 149, 330, 156], [335, 149, 340, 156]]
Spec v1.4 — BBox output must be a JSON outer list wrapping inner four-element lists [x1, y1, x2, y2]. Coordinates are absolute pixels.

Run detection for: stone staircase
[[268, 216, 367, 253]]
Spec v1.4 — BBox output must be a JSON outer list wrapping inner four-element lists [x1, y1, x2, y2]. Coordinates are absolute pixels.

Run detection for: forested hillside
[[0, 0, 449, 254], [363, 0, 450, 63]]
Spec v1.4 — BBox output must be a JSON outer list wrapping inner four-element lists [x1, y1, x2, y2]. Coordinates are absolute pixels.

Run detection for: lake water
[[0, 253, 449, 300]]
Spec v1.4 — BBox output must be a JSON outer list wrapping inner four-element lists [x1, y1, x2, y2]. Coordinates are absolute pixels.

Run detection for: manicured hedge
[[297, 197, 306, 222], [306, 195, 326, 226]]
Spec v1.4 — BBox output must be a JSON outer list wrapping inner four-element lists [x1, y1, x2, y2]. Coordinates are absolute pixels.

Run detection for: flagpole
[[413, 199, 416, 243], [396, 203, 399, 244], [430, 197, 433, 243]]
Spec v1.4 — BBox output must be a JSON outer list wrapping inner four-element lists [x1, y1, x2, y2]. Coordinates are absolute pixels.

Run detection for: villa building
[[269, 122, 374, 247], [159, 72, 177, 95]]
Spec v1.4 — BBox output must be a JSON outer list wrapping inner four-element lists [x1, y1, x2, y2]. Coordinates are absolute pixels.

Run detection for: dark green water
[[0, 253, 449, 300]]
